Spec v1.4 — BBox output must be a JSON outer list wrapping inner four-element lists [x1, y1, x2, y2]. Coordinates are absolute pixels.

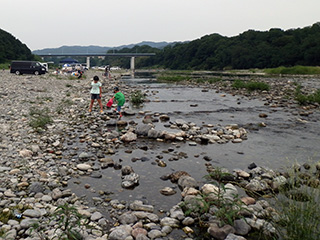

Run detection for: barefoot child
[[89, 76, 103, 113], [112, 86, 125, 118]]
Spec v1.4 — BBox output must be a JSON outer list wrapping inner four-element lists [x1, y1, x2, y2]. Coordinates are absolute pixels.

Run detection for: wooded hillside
[[133, 22, 320, 70], [0, 29, 35, 64]]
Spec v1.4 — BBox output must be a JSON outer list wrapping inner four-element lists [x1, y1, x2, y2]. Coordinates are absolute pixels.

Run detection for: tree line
[[109, 22, 320, 70], [0, 29, 35, 64]]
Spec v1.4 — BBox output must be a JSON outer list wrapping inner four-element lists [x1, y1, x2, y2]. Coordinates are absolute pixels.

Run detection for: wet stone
[[91, 172, 102, 178], [248, 162, 257, 170], [160, 187, 176, 196]]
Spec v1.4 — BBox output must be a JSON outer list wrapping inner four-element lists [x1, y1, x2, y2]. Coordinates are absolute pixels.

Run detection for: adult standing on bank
[[89, 75, 103, 113], [104, 65, 111, 79], [112, 86, 125, 119]]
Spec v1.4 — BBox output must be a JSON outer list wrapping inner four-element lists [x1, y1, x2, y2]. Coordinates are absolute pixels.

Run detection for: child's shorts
[[91, 94, 101, 100], [117, 105, 122, 112]]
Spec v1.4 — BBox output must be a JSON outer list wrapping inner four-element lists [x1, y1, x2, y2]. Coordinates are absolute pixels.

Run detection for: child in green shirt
[[112, 86, 125, 119]]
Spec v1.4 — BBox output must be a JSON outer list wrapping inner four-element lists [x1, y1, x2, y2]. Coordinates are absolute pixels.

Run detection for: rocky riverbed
[[0, 70, 319, 240]]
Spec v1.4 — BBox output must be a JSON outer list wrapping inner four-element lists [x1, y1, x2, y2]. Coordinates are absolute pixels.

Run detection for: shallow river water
[[69, 75, 320, 216]]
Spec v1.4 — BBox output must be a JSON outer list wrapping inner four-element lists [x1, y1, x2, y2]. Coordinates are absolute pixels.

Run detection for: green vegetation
[[157, 75, 190, 82], [67, 75, 87, 80], [52, 203, 88, 240], [0, 28, 35, 64], [29, 107, 53, 130], [265, 66, 320, 75], [50, 73, 64, 80], [295, 85, 320, 105], [232, 79, 270, 91], [200, 77, 222, 84], [270, 164, 320, 240], [157, 71, 222, 84], [36, 96, 53, 104], [0, 229, 5, 238], [130, 90, 145, 105], [56, 99, 74, 114], [30, 203, 90, 240], [181, 168, 246, 226], [0, 62, 10, 69]]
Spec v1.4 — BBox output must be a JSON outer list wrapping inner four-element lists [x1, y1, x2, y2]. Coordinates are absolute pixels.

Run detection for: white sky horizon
[[1, 0, 319, 51]]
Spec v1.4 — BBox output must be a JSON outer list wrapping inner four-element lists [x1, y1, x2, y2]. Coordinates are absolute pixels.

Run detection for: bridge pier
[[130, 57, 135, 73], [86, 57, 90, 69]]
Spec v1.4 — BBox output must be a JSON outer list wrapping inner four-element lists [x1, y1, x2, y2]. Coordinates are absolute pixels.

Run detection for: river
[[68, 73, 320, 219]]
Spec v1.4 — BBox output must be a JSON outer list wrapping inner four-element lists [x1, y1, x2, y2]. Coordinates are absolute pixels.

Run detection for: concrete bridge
[[36, 53, 156, 71]]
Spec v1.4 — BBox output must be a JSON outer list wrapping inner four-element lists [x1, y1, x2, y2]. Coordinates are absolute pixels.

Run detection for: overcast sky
[[1, 0, 319, 51]]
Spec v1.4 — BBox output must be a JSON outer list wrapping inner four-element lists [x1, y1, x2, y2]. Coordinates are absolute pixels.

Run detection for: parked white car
[[110, 66, 121, 70], [98, 66, 107, 70]]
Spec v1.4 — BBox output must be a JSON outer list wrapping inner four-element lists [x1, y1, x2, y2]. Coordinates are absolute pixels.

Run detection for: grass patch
[[56, 99, 74, 114], [36, 96, 53, 104], [157, 75, 191, 82], [295, 85, 320, 105], [68, 76, 78, 80], [29, 107, 53, 130], [232, 79, 270, 91], [29, 203, 90, 240], [265, 66, 320, 75], [68, 74, 87, 80], [207, 77, 222, 84], [195, 77, 222, 84], [50, 74, 64, 80], [0, 62, 10, 70], [180, 168, 246, 226], [269, 164, 320, 240], [130, 90, 145, 105]]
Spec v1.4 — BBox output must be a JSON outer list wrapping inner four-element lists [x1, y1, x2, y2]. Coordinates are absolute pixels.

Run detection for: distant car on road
[[10, 61, 46, 75], [98, 66, 107, 70], [110, 66, 121, 70]]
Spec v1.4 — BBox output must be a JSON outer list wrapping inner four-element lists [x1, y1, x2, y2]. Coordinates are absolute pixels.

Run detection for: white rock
[[77, 163, 91, 171]]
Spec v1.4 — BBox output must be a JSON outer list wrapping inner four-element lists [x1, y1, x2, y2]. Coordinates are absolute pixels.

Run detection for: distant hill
[[32, 41, 177, 55], [138, 22, 320, 70], [0, 28, 35, 64]]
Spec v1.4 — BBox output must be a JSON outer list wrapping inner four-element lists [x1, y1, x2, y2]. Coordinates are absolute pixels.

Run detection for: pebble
[[77, 163, 92, 171], [160, 187, 176, 196]]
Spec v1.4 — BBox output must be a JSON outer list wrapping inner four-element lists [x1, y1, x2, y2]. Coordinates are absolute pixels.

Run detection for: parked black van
[[10, 61, 46, 75]]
